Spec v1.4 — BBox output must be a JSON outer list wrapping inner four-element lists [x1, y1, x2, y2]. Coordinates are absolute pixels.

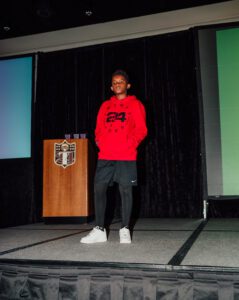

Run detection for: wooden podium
[[43, 138, 95, 223]]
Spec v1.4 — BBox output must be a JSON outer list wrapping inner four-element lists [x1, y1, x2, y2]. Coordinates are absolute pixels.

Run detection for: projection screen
[[0, 56, 33, 159], [198, 25, 239, 197]]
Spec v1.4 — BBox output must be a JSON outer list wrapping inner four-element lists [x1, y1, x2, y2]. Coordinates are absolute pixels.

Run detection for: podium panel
[[43, 139, 95, 220]]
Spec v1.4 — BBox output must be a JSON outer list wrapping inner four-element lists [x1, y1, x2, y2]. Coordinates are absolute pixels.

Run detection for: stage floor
[[1, 218, 239, 269]]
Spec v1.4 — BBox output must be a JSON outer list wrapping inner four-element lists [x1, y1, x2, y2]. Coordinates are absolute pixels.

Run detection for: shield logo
[[54, 140, 76, 168]]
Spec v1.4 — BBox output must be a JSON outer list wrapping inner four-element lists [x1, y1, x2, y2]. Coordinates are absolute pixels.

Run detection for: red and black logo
[[106, 112, 126, 122]]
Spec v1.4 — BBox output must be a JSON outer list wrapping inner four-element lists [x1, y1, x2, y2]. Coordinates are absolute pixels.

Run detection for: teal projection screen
[[0, 56, 32, 159], [198, 26, 239, 196]]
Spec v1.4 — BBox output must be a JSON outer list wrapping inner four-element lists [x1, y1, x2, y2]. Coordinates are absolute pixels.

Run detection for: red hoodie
[[95, 95, 147, 160]]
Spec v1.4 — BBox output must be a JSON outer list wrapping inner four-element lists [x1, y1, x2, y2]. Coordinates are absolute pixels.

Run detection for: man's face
[[111, 75, 131, 95]]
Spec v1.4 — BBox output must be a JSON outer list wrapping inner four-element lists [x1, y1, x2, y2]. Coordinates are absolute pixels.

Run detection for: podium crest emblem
[[54, 140, 76, 168]]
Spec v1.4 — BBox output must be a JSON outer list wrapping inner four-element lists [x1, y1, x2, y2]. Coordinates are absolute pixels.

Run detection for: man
[[80, 70, 147, 244]]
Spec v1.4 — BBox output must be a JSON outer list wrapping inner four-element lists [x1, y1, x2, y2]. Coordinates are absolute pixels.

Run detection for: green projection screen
[[0, 56, 33, 159], [217, 28, 239, 195], [198, 26, 239, 196]]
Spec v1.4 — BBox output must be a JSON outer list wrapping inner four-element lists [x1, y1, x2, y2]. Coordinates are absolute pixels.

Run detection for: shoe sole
[[80, 239, 107, 244], [120, 240, 131, 244]]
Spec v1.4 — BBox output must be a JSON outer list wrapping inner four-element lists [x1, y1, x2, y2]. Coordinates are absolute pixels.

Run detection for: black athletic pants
[[94, 183, 133, 228]]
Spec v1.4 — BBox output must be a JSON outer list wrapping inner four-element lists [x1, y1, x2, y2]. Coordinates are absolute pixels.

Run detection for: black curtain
[[140, 31, 201, 217], [34, 46, 104, 220], [34, 29, 202, 222], [0, 159, 35, 228]]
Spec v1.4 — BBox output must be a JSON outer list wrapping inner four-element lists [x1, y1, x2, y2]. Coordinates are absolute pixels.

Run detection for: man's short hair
[[112, 69, 129, 83]]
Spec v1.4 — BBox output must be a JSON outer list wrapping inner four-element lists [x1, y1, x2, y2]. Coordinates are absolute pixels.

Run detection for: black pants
[[94, 182, 133, 228], [93, 160, 137, 228]]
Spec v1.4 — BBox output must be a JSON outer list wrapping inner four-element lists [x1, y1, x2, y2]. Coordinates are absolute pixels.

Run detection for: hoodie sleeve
[[95, 102, 106, 145], [130, 100, 147, 148]]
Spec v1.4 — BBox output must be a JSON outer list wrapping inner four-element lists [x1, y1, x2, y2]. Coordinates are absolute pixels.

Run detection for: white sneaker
[[80, 226, 107, 244], [119, 227, 131, 244]]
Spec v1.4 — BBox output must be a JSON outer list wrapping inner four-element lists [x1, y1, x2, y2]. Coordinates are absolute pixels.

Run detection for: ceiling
[[0, 0, 232, 40]]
